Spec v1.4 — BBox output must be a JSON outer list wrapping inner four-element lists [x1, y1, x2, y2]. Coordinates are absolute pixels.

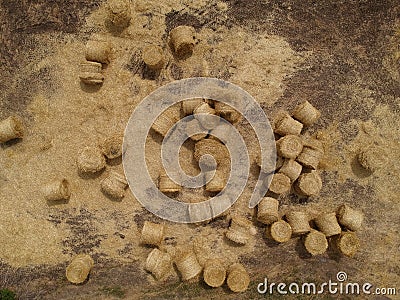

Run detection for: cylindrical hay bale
[[106, 0, 131, 28], [269, 220, 292, 243], [152, 114, 175, 136], [194, 102, 219, 130], [80, 61, 102, 73], [142, 45, 164, 70], [205, 169, 226, 193], [302, 137, 323, 151], [99, 134, 123, 159], [44, 179, 71, 201], [203, 259, 226, 288], [79, 60, 104, 84], [194, 139, 228, 166], [294, 171, 322, 197], [314, 212, 342, 237], [181, 99, 204, 116], [257, 197, 279, 225], [292, 100, 321, 126], [268, 173, 291, 195], [152, 108, 180, 136], [296, 146, 323, 169], [214, 102, 242, 124], [274, 113, 303, 136], [79, 61, 103, 85], [79, 72, 104, 85], [175, 250, 203, 281], [226, 263, 250, 293], [193, 102, 216, 116], [101, 171, 128, 199], [336, 204, 364, 231], [77, 146, 106, 173], [169, 25, 196, 58], [304, 230, 328, 256], [225, 216, 252, 245], [66, 254, 94, 284], [336, 232, 360, 257], [145, 248, 172, 280], [279, 159, 302, 182], [198, 155, 218, 171], [209, 122, 233, 144], [0, 116, 24, 143], [159, 171, 182, 193], [357, 145, 388, 173], [140, 221, 166, 247], [285, 211, 310, 235], [276, 135, 303, 159], [257, 153, 284, 173], [85, 40, 111, 64], [185, 118, 207, 141]]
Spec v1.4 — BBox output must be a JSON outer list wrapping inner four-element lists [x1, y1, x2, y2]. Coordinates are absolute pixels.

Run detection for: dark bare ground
[[226, 0, 400, 121], [0, 0, 102, 119], [1, 0, 399, 299]]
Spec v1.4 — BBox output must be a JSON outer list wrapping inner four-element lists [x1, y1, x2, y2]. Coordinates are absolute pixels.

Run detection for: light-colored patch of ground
[[0, 0, 304, 270]]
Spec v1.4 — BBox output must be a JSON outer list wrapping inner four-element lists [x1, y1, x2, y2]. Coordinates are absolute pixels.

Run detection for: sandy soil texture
[[0, 0, 399, 299]]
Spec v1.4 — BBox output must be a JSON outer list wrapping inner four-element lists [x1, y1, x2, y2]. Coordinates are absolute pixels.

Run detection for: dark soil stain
[[169, 63, 184, 80], [165, 3, 231, 34], [225, 0, 400, 121], [0, 0, 102, 118], [0, 0, 101, 71], [1, 0, 101, 34], [94, 260, 146, 287], [126, 49, 145, 76], [165, 11, 203, 33], [48, 208, 107, 255], [0, 258, 146, 300], [0, 66, 55, 120], [0, 260, 66, 300], [133, 207, 173, 230]]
